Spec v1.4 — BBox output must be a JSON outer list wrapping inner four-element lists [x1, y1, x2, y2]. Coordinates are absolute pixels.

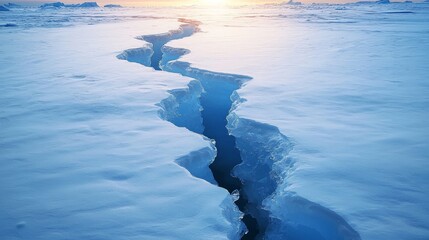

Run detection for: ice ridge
[[117, 19, 361, 240], [40, 2, 99, 9]]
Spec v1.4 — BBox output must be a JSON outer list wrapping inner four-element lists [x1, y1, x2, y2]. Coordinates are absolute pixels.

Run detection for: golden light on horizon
[[200, 0, 227, 6]]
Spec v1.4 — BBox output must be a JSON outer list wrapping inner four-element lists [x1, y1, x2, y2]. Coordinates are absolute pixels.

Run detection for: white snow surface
[[0, 19, 242, 239], [1, 3, 429, 240]]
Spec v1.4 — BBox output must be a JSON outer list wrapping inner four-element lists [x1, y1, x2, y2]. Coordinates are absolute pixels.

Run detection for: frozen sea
[[1, 3, 429, 240]]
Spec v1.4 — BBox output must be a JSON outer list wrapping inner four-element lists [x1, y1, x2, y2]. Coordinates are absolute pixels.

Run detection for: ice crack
[[117, 18, 361, 240]]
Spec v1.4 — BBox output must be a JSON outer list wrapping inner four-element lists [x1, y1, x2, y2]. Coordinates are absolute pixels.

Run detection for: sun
[[200, 0, 227, 6]]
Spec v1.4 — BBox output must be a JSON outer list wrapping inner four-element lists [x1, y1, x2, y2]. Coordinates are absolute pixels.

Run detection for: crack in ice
[[117, 18, 361, 240]]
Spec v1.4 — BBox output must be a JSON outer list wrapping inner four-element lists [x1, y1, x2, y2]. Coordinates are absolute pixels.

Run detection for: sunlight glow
[[200, 0, 227, 6]]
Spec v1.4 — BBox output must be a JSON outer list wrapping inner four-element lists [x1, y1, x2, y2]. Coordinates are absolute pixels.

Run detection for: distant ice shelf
[[39, 1, 99, 9]]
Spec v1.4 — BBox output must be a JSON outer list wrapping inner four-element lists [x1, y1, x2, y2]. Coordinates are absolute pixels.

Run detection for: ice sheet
[[0, 19, 243, 239], [1, 3, 429, 239]]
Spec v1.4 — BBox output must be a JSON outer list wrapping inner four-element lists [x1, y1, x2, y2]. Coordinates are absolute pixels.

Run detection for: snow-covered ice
[[1, 3, 429, 240], [0, 18, 243, 239]]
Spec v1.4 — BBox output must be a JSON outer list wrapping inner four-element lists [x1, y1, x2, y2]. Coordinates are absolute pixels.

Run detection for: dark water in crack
[[128, 22, 261, 239], [199, 80, 260, 239]]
